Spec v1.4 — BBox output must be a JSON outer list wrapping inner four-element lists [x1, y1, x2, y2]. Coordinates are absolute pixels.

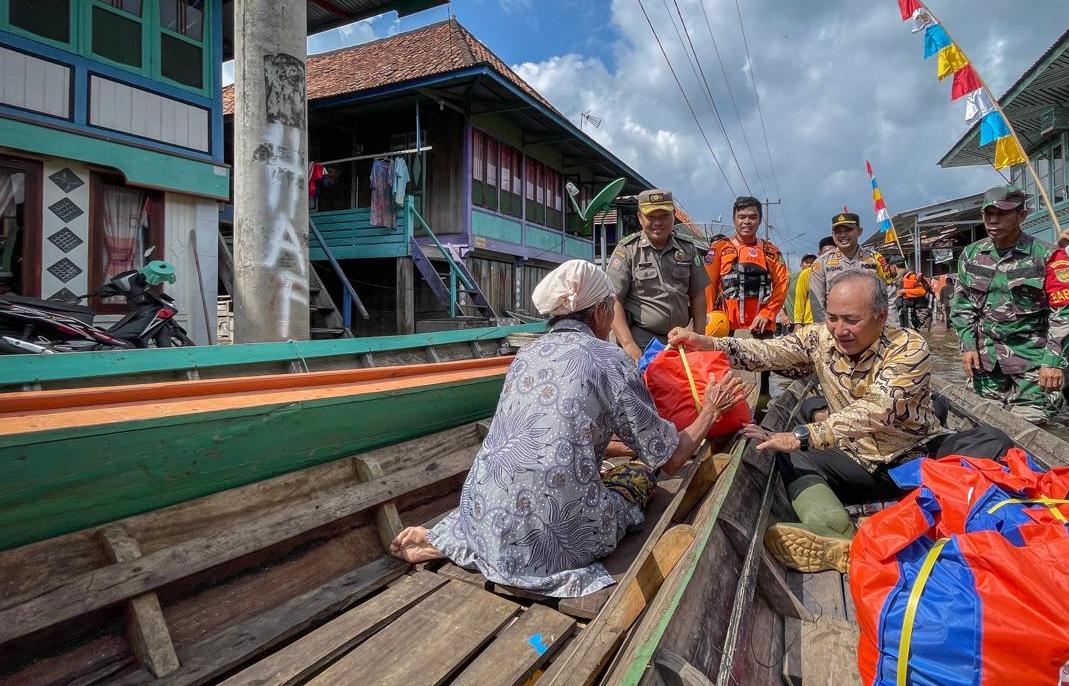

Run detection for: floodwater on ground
[[924, 322, 1069, 441]]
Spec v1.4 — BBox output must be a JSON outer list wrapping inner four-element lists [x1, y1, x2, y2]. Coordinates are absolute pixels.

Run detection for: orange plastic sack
[[644, 347, 751, 438]]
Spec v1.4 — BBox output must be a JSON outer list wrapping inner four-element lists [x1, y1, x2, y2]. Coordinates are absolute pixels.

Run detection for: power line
[[636, 0, 737, 197], [694, 0, 767, 197], [664, 0, 752, 195], [733, 0, 788, 235]]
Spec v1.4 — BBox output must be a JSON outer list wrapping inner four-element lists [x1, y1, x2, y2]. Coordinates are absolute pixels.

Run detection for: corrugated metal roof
[[940, 29, 1069, 168]]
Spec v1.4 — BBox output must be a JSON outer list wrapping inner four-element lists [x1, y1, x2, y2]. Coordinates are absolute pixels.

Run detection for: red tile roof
[[222, 19, 557, 116]]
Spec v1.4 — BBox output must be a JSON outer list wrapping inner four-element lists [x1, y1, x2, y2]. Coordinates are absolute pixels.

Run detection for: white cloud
[[507, 0, 1067, 264]]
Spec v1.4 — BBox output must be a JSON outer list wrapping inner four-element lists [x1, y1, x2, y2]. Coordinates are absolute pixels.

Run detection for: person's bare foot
[[389, 526, 445, 564]]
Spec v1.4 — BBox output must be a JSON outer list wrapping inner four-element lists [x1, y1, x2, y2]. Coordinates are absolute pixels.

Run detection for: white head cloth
[[531, 260, 614, 316]]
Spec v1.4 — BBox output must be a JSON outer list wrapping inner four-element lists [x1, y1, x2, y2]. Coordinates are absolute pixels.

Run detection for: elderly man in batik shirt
[[391, 260, 743, 597], [670, 271, 944, 575]]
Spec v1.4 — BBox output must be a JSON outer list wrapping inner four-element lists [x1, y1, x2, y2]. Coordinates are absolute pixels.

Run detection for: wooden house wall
[[424, 108, 465, 236]]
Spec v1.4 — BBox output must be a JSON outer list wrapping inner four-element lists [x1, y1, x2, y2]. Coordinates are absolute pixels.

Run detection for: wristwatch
[[792, 424, 810, 451]]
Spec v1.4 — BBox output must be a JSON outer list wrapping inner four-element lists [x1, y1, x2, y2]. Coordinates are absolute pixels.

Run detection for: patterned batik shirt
[[951, 234, 1069, 374], [703, 325, 942, 471], [427, 320, 680, 598]]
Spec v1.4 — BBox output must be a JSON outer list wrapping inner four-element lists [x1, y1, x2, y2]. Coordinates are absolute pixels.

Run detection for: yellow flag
[[994, 137, 1027, 170], [885, 228, 897, 245], [936, 44, 969, 80], [873, 188, 883, 202]]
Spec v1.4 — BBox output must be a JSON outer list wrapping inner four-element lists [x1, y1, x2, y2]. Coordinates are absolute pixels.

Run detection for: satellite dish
[[584, 178, 626, 223]]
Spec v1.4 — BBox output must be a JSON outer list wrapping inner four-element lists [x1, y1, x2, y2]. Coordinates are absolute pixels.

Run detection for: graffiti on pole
[[256, 53, 308, 338]]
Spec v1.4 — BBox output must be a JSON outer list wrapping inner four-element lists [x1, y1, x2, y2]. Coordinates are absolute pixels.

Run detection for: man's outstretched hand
[[741, 423, 802, 452]]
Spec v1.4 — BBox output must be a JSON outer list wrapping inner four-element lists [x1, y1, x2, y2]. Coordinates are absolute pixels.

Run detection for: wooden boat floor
[[222, 572, 576, 686], [784, 569, 862, 686], [432, 462, 687, 620]]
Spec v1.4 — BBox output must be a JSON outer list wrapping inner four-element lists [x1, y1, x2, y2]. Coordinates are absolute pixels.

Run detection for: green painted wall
[[0, 375, 505, 550], [565, 236, 595, 260], [0, 117, 229, 200], [472, 209, 522, 244], [526, 225, 563, 252]]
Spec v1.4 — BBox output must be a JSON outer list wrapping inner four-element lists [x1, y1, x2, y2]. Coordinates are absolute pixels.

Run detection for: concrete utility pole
[[233, 0, 310, 342]]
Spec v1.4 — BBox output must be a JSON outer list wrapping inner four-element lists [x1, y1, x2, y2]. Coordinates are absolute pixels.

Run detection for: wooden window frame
[[88, 172, 164, 314], [0, 155, 42, 297]]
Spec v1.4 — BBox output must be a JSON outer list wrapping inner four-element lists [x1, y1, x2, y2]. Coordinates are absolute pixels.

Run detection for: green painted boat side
[[0, 323, 545, 388], [617, 439, 747, 685], [0, 375, 504, 551]]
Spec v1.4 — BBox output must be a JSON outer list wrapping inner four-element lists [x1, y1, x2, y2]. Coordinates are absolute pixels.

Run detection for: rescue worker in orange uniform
[[898, 270, 932, 330], [704, 196, 789, 335]]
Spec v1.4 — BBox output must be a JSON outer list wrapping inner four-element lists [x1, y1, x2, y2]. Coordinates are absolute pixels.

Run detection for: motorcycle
[[0, 260, 194, 353]]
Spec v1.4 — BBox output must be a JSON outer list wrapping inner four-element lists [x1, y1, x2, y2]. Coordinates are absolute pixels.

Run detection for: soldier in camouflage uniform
[[951, 185, 1069, 422]]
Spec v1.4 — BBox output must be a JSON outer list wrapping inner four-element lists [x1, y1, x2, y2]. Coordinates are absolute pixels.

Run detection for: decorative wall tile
[[48, 197, 83, 223], [47, 227, 83, 253], [48, 168, 84, 194], [47, 287, 79, 302], [41, 161, 90, 298], [46, 257, 82, 283]]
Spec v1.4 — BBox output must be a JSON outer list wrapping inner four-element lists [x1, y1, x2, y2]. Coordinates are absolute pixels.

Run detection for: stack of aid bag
[[851, 448, 1069, 686]]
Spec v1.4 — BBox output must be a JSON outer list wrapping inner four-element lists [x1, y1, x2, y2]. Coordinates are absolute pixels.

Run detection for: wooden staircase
[[216, 231, 352, 340], [408, 208, 496, 322]]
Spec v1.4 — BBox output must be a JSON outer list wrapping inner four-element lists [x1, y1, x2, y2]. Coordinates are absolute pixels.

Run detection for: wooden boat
[[0, 325, 543, 552], [603, 380, 1069, 686], [5, 353, 1061, 685], [0, 413, 742, 685]]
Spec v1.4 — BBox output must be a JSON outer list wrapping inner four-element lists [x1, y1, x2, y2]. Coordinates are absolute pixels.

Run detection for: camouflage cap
[[982, 185, 1026, 211], [638, 189, 675, 216]]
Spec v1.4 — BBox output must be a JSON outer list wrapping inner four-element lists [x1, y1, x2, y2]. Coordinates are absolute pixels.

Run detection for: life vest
[[901, 272, 931, 299], [714, 237, 777, 305]]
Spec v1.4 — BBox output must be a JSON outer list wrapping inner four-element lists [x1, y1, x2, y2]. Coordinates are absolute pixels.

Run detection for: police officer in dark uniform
[[607, 189, 709, 362]]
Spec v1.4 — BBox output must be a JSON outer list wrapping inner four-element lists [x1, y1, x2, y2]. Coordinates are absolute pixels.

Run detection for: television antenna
[[580, 111, 602, 131]]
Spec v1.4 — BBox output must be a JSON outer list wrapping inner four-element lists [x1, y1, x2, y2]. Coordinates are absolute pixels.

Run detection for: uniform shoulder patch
[[617, 232, 641, 246]]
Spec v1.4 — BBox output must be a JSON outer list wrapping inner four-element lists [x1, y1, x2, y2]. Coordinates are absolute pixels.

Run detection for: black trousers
[[775, 448, 903, 506]]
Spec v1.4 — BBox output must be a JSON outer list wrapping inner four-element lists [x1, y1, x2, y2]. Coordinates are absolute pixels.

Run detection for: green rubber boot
[[765, 475, 855, 574]]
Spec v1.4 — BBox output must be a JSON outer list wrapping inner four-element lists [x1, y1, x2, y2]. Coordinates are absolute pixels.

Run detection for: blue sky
[[226, 1, 1067, 266]]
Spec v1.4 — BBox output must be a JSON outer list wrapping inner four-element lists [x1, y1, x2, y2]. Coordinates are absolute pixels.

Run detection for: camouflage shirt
[[701, 325, 942, 471], [951, 234, 1069, 374]]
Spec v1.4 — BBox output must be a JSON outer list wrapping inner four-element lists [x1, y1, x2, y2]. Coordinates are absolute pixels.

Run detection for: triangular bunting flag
[[979, 111, 1010, 146], [924, 24, 951, 59], [885, 227, 898, 245], [910, 7, 935, 33], [951, 65, 982, 100], [994, 137, 1026, 170], [937, 44, 969, 80], [899, 0, 923, 21], [964, 89, 995, 125]]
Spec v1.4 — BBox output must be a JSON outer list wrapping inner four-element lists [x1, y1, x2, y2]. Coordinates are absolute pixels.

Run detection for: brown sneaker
[[764, 522, 851, 574]]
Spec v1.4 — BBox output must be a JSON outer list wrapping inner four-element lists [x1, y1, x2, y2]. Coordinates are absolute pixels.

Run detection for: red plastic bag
[[644, 347, 751, 438], [851, 449, 1069, 685]]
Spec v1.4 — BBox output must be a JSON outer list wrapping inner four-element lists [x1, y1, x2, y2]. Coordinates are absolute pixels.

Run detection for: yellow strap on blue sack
[[987, 497, 1069, 523], [677, 345, 702, 411], [897, 537, 949, 686]]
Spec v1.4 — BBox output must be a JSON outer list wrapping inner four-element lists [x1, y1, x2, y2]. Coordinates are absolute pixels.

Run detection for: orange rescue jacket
[[704, 236, 788, 333]]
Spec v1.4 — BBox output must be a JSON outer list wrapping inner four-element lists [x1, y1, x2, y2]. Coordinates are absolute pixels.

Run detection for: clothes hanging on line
[[392, 156, 410, 206], [308, 162, 327, 201], [370, 158, 394, 227]]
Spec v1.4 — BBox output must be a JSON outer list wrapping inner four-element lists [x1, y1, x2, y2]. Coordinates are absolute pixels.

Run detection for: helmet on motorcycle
[[705, 310, 730, 337]]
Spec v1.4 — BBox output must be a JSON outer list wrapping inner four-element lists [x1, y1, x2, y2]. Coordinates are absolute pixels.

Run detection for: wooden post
[[354, 456, 404, 550], [98, 527, 180, 677], [396, 257, 415, 335]]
